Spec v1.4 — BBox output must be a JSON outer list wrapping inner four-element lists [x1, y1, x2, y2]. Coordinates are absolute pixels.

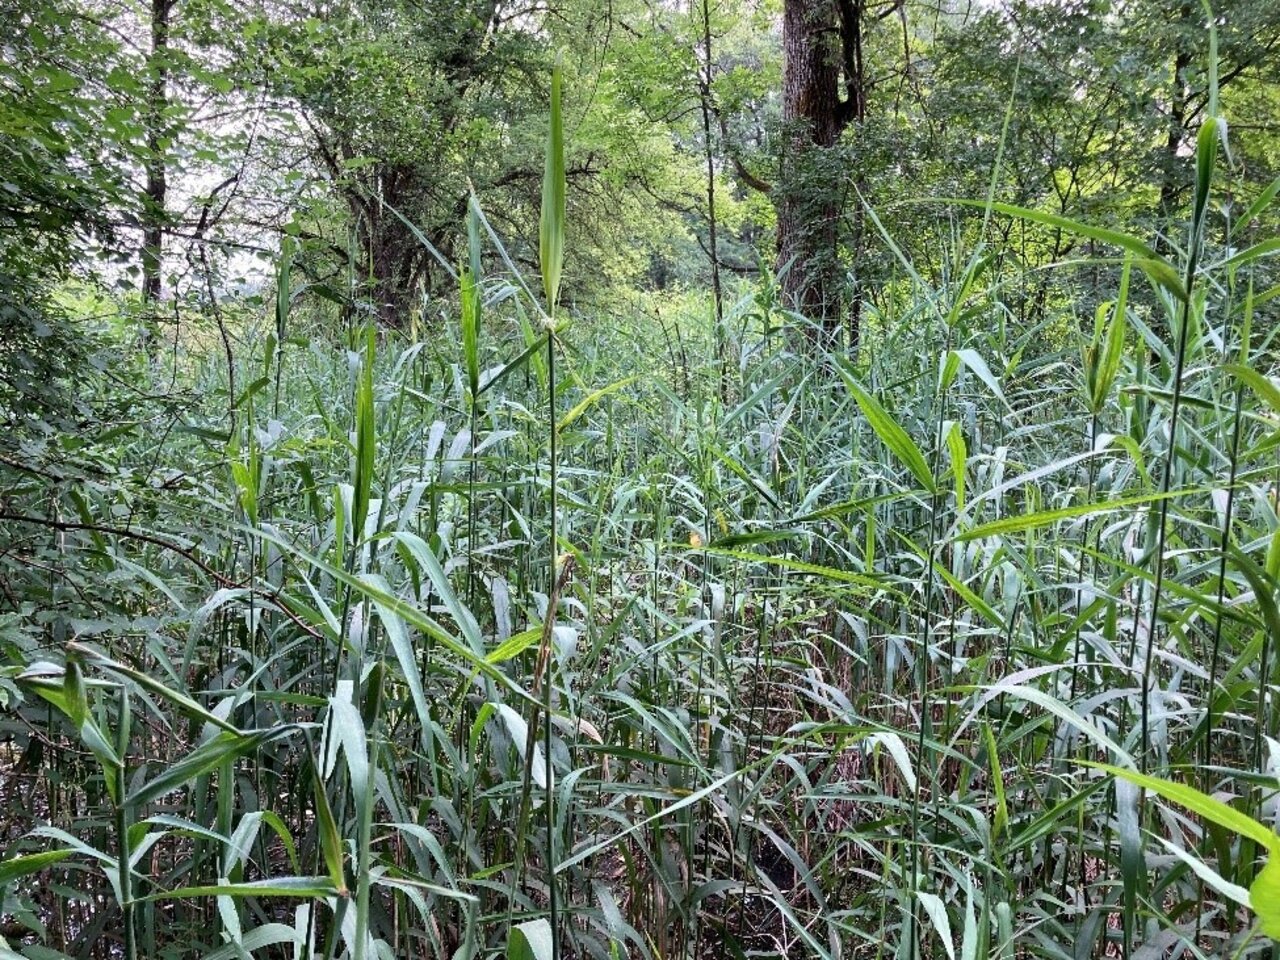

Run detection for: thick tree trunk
[[368, 232, 432, 327], [777, 0, 863, 350], [359, 188, 444, 327], [142, 0, 171, 304], [309, 0, 499, 329], [365, 202, 408, 326]]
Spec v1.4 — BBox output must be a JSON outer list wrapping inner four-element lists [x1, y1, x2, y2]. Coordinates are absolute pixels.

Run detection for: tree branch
[[710, 101, 772, 194], [0, 513, 325, 642]]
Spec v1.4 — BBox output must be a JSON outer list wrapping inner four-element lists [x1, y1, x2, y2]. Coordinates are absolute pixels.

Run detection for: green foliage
[[0, 0, 136, 426], [507, 918, 555, 960], [2, 3, 1280, 960], [540, 60, 566, 318]]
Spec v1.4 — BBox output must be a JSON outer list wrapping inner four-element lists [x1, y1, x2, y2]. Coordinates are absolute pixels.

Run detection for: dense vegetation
[[3, 1, 1280, 958]]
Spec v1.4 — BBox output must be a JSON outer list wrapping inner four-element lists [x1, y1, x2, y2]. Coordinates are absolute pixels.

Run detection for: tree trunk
[[696, 0, 727, 396], [306, 0, 499, 329], [777, 0, 863, 350], [1158, 24, 1193, 232], [142, 0, 171, 304], [365, 203, 411, 327]]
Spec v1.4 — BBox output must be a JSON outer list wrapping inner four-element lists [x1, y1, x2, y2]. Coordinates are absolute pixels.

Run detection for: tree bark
[[141, 0, 172, 304], [696, 0, 726, 396], [777, 0, 864, 350], [305, 0, 501, 328], [1157, 9, 1193, 235]]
